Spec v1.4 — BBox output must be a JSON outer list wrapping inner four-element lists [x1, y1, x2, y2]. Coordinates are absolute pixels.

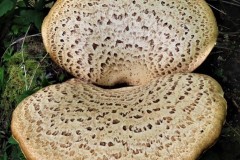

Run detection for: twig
[[222, 0, 240, 7], [208, 3, 227, 15], [232, 0, 240, 5], [225, 122, 240, 138], [10, 33, 41, 46], [28, 53, 48, 90], [214, 44, 231, 50], [20, 25, 31, 91], [232, 99, 240, 111], [219, 31, 240, 35], [1, 33, 41, 65]]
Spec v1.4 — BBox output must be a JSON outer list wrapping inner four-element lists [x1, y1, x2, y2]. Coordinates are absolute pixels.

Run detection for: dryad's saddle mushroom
[[41, 0, 218, 86], [11, 0, 227, 160], [12, 74, 226, 160]]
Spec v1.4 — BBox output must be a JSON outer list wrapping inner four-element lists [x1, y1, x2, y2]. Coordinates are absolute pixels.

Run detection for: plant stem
[[20, 25, 31, 91]]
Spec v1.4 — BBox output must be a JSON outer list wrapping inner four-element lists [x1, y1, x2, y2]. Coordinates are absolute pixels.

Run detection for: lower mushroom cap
[[11, 73, 226, 160], [42, 0, 218, 86]]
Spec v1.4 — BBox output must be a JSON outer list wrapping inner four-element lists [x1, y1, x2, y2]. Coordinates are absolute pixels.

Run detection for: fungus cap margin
[[41, 0, 218, 86], [11, 73, 226, 160]]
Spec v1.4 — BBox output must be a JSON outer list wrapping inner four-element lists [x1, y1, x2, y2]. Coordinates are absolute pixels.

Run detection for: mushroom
[[12, 0, 226, 159], [41, 0, 218, 86], [11, 73, 226, 160]]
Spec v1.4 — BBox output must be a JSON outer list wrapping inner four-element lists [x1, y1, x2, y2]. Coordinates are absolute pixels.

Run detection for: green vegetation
[[0, 0, 240, 160], [0, 0, 55, 42], [0, 1, 71, 159], [0, 38, 70, 160]]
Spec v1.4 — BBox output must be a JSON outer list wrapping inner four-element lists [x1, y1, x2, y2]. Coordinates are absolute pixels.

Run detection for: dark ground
[[1, 0, 240, 159], [197, 1, 240, 159]]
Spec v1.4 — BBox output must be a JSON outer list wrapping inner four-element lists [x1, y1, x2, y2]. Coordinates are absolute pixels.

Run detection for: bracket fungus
[[12, 74, 226, 160], [41, 0, 218, 86], [12, 0, 227, 160]]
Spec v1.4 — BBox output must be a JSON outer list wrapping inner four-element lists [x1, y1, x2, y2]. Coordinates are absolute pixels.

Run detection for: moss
[[0, 51, 48, 159], [0, 40, 70, 158], [2, 51, 44, 108], [0, 51, 47, 137]]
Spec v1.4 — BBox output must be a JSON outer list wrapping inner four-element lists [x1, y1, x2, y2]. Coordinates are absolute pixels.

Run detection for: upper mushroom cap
[[42, 0, 218, 86], [11, 73, 226, 160]]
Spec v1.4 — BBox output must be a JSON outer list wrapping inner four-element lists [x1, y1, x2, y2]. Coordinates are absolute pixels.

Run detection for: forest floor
[[0, 1, 240, 160], [197, 1, 240, 159]]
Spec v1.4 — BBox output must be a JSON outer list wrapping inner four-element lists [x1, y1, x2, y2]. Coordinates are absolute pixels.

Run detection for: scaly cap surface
[[42, 0, 218, 86], [12, 73, 226, 160]]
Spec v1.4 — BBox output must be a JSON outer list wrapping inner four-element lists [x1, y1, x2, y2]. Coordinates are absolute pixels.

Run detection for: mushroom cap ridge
[[42, 0, 218, 86], [11, 73, 226, 160]]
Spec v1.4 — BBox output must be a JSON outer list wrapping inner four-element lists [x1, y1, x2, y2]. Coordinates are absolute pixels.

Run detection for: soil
[[1, 1, 240, 159], [197, 1, 240, 159]]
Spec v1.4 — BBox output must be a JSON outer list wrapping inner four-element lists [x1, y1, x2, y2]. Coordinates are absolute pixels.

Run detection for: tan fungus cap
[[11, 73, 226, 160], [42, 0, 218, 86]]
